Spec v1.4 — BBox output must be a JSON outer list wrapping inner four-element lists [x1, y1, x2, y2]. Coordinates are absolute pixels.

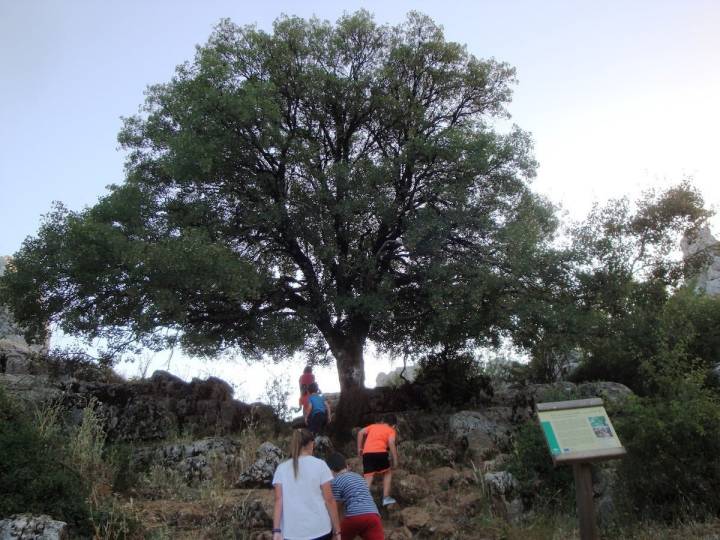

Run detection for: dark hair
[[326, 452, 347, 473], [308, 382, 319, 394], [303, 366, 313, 374], [290, 428, 315, 479], [382, 413, 398, 426]]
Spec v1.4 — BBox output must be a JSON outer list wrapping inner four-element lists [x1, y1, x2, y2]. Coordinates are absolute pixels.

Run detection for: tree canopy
[[1, 12, 559, 424]]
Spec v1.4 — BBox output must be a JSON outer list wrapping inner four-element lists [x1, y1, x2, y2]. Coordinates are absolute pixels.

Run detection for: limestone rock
[[0, 341, 39, 375], [449, 409, 512, 460], [0, 373, 62, 404], [484, 471, 519, 499], [236, 442, 284, 488], [132, 436, 242, 483], [0, 257, 48, 354], [394, 473, 430, 504], [313, 435, 334, 457], [427, 519, 458, 538], [458, 492, 484, 516], [426, 466, 459, 490], [386, 527, 413, 540], [375, 365, 419, 388], [400, 506, 430, 531], [577, 381, 633, 407], [413, 442, 454, 467], [682, 226, 720, 296], [0, 514, 67, 540]]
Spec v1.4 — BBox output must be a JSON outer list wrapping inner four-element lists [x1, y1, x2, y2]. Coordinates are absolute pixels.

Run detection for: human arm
[[272, 483, 283, 540], [304, 401, 312, 423], [321, 481, 342, 538], [389, 436, 399, 468], [357, 427, 367, 457]]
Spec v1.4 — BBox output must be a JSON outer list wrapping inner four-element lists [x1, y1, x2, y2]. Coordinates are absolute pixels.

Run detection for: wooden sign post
[[536, 398, 626, 540]]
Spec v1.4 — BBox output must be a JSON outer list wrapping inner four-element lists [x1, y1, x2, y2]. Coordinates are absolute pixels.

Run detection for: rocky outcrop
[[0, 514, 67, 540], [0, 369, 279, 442], [236, 442, 284, 488], [682, 226, 720, 296], [0, 257, 48, 354], [132, 436, 243, 484], [375, 365, 419, 388]]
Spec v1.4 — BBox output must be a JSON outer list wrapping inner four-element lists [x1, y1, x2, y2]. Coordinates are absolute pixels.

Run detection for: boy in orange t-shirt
[[357, 414, 399, 506]]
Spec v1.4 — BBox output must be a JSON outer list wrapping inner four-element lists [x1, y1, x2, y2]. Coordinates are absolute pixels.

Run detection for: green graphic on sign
[[541, 421, 561, 455]]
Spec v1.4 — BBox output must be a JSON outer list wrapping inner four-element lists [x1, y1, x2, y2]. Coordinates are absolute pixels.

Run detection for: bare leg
[[382, 470, 392, 499], [365, 474, 374, 488]]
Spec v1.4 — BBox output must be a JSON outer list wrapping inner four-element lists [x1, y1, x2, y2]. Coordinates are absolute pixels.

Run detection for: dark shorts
[[307, 411, 327, 435], [362, 452, 390, 476]]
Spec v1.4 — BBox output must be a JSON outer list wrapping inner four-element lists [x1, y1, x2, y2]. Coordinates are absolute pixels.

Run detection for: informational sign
[[536, 398, 626, 464]]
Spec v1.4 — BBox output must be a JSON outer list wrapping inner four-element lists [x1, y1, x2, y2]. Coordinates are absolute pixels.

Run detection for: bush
[[615, 380, 720, 521], [413, 349, 493, 408], [0, 388, 91, 529], [506, 420, 575, 511]]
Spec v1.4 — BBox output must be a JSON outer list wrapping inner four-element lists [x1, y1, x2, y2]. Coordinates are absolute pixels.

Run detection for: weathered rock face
[[682, 226, 720, 296], [0, 369, 279, 442], [394, 472, 430, 504], [375, 365, 419, 388], [236, 442, 285, 488], [132, 436, 243, 484], [0, 257, 48, 354], [0, 514, 67, 540]]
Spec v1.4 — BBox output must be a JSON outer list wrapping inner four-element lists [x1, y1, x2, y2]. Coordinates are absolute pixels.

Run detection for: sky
[[1, 1, 719, 400]]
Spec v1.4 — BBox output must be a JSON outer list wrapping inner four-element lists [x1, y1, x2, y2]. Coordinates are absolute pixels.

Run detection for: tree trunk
[[329, 336, 369, 439]]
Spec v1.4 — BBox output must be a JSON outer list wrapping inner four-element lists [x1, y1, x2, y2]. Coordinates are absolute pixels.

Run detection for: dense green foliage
[[0, 13, 562, 422], [413, 349, 493, 407], [0, 388, 90, 529], [507, 420, 575, 510], [615, 379, 720, 522], [522, 182, 714, 389]]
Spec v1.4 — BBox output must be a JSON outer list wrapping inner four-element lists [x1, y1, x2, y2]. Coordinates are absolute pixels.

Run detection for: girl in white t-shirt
[[272, 429, 341, 540]]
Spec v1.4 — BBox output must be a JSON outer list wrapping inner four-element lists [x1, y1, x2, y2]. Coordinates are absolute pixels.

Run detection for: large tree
[[1, 12, 556, 427]]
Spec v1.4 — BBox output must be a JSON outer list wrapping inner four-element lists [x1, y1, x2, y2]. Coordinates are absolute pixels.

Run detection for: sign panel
[[537, 398, 625, 464]]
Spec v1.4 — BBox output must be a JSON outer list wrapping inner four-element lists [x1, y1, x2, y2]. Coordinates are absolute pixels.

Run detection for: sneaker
[[382, 496, 397, 506]]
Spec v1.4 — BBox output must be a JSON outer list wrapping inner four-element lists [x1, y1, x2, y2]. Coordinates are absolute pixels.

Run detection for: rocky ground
[[3, 339, 720, 539]]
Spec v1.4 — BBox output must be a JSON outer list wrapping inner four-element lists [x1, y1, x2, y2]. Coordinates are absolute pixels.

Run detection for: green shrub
[[615, 380, 720, 522], [0, 388, 91, 529], [506, 420, 574, 511], [414, 349, 493, 408]]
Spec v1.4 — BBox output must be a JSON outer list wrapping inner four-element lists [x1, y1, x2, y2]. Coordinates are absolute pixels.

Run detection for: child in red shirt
[[357, 414, 399, 506], [298, 366, 315, 409]]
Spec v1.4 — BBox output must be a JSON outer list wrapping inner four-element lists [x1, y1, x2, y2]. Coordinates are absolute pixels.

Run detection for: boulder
[[458, 492, 484, 516], [449, 409, 512, 460], [236, 442, 284, 488], [484, 471, 519, 500], [577, 382, 633, 408], [400, 507, 430, 531], [375, 365, 419, 388], [426, 466, 459, 490], [413, 442, 454, 467], [394, 473, 429, 504], [484, 471, 524, 524], [0, 341, 39, 375], [0, 514, 67, 540], [681, 226, 720, 296], [386, 527, 413, 540], [313, 435, 334, 457]]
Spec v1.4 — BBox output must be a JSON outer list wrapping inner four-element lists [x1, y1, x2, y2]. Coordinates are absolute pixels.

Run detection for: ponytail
[[291, 428, 315, 479]]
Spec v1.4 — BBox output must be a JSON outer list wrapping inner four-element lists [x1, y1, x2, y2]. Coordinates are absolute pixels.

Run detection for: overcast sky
[[1, 0, 719, 397]]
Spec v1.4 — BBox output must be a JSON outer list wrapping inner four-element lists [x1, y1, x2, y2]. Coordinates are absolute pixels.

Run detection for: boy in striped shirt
[[326, 452, 384, 540]]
